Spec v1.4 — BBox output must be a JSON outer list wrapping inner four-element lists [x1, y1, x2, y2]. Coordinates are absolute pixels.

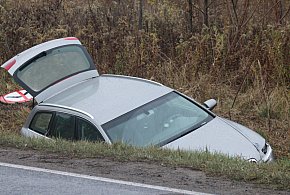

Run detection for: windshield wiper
[[199, 121, 207, 127], [157, 121, 209, 147]]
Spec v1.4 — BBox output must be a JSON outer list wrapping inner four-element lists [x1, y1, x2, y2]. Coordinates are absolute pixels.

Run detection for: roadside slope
[[0, 146, 289, 195]]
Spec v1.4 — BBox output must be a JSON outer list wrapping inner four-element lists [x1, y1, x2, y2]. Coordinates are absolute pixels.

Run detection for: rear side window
[[50, 113, 76, 140], [29, 111, 104, 142], [30, 112, 53, 135], [77, 118, 104, 142]]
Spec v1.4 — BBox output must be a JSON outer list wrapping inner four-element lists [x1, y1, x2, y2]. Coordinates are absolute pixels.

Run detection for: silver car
[[1, 37, 274, 163]]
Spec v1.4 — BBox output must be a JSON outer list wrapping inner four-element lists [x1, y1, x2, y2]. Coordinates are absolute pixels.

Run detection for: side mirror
[[203, 99, 217, 110]]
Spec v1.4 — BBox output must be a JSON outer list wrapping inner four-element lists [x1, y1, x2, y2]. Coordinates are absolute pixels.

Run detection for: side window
[[77, 118, 104, 142], [50, 113, 75, 140], [30, 112, 53, 135]]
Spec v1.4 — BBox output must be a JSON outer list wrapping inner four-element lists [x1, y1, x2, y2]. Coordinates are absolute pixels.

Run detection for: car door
[[48, 114, 105, 141], [1, 37, 98, 103], [76, 117, 105, 142], [49, 112, 77, 140]]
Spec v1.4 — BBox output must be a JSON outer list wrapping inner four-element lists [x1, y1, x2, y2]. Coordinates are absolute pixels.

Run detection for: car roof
[[43, 74, 173, 125]]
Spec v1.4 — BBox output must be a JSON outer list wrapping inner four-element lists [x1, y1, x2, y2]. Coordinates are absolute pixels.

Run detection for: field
[[0, 0, 289, 161]]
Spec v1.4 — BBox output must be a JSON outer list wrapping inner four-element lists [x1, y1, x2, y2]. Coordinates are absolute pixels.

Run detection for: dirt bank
[[0, 147, 288, 195]]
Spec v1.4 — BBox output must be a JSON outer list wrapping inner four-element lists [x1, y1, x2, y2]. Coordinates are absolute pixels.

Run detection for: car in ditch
[[1, 37, 274, 163]]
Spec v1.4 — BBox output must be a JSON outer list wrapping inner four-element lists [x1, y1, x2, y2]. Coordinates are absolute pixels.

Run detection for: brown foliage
[[0, 0, 289, 158]]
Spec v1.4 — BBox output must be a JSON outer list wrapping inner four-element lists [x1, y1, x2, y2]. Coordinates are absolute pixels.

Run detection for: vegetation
[[0, 0, 289, 158], [0, 1, 289, 190], [0, 132, 289, 190]]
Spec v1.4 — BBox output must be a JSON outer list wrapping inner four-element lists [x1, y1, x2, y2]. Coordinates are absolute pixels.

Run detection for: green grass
[[0, 132, 289, 190]]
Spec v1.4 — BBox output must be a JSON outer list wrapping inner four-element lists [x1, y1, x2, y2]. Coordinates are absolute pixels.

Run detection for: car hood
[[164, 117, 265, 161], [220, 118, 266, 150]]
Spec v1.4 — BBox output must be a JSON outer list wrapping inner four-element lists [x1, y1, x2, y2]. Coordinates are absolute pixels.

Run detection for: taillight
[[4, 59, 16, 70], [64, 37, 78, 41]]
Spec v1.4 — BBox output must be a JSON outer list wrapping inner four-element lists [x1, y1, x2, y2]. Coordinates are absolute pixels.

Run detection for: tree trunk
[[138, 0, 144, 30], [203, 0, 209, 27], [188, 0, 193, 32]]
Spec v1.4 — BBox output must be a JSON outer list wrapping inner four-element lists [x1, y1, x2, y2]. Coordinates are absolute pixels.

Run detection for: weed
[[0, 132, 289, 190], [0, 0, 289, 159]]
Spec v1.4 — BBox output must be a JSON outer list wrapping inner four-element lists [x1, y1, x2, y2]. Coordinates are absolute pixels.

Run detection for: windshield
[[102, 92, 214, 147]]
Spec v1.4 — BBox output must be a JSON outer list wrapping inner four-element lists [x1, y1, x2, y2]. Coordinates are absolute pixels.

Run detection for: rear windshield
[[17, 45, 91, 92]]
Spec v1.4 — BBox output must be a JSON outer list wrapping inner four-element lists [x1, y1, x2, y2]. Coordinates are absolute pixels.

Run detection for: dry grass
[[0, 0, 289, 159], [0, 132, 290, 190]]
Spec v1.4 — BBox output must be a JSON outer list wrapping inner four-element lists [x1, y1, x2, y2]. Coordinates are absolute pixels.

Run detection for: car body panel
[[20, 127, 49, 139], [1, 37, 98, 103], [164, 117, 262, 161], [221, 118, 266, 150], [44, 74, 173, 125]]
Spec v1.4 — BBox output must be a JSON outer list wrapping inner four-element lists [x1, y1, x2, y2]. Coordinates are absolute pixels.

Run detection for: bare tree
[[188, 0, 193, 32], [277, 0, 288, 25], [203, 0, 209, 27], [138, 0, 144, 30]]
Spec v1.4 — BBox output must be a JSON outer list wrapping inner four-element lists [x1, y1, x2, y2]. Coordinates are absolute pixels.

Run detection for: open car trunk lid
[[1, 37, 98, 103]]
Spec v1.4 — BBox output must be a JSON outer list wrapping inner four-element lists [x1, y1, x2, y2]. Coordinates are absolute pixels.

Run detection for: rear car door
[[1, 37, 98, 103], [28, 110, 105, 141]]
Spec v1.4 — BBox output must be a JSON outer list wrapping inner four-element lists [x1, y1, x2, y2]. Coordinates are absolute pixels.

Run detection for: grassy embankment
[[0, 0, 289, 189], [0, 0, 289, 158], [0, 131, 289, 190]]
